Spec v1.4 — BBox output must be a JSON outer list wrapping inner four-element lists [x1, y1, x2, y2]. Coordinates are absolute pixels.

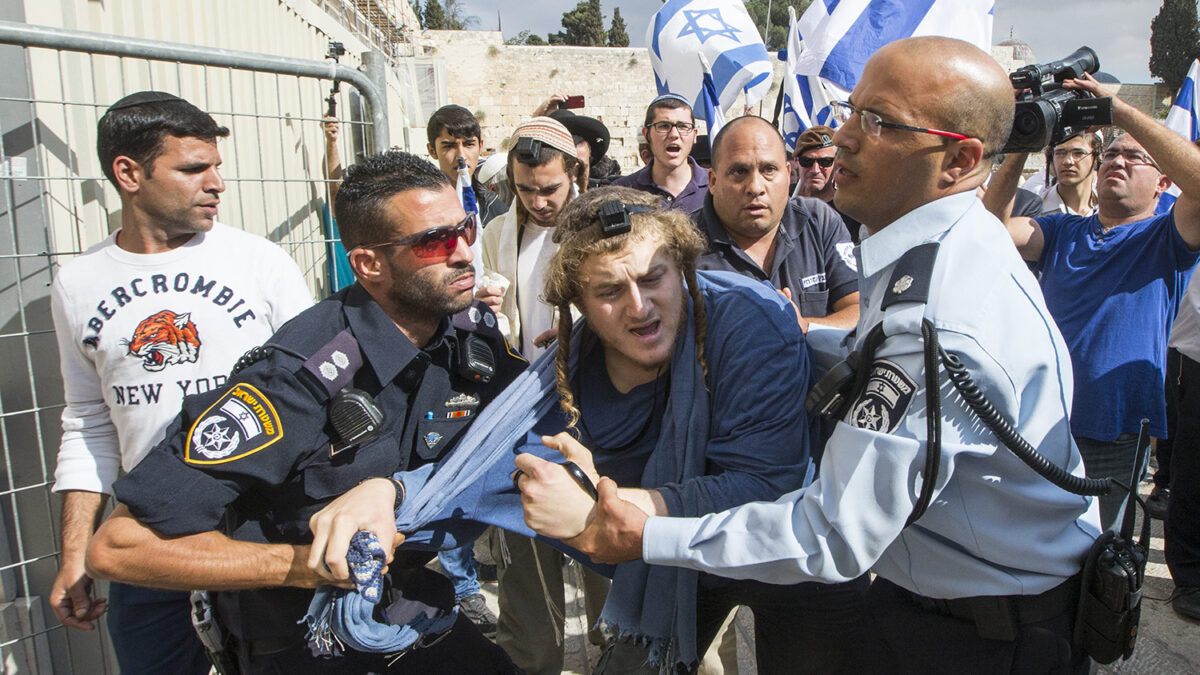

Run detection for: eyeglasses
[[798, 156, 835, 169], [360, 214, 477, 260], [647, 121, 696, 134], [829, 101, 971, 141], [1052, 149, 1093, 161], [1099, 149, 1160, 170]]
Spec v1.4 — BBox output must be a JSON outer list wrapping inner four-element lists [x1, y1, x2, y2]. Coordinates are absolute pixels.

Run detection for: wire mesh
[[0, 34, 379, 673]]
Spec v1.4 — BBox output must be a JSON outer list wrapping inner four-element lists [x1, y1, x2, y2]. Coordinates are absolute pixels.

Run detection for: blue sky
[[458, 1, 1159, 84]]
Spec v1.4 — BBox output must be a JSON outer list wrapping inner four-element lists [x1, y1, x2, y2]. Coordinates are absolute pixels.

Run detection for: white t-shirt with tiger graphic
[[51, 222, 314, 494]]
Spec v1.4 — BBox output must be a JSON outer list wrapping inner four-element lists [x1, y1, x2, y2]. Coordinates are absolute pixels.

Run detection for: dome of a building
[[998, 38, 1036, 63]]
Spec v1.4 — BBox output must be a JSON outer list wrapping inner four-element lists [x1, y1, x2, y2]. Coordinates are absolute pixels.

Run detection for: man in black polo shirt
[[694, 116, 859, 332]]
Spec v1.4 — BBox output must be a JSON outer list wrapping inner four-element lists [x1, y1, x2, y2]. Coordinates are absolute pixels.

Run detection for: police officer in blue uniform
[[525, 38, 1105, 673], [87, 151, 524, 673]]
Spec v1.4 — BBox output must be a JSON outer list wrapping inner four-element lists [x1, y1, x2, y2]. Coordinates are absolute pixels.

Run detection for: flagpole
[[762, 0, 773, 45], [761, 0, 774, 119]]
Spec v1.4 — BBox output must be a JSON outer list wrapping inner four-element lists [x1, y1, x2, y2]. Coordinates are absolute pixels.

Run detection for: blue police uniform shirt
[[611, 156, 709, 214], [1034, 209, 1199, 441], [644, 192, 1101, 599], [113, 283, 524, 642], [694, 194, 858, 318]]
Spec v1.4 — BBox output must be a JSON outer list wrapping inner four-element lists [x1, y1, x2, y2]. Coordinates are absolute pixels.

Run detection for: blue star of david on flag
[[648, 0, 773, 125], [677, 8, 741, 44]]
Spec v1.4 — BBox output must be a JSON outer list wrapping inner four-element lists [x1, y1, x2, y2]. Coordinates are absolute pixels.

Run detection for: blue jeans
[[439, 542, 481, 601], [106, 582, 210, 675]]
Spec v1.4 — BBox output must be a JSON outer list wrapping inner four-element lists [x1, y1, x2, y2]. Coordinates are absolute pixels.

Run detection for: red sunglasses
[[361, 214, 477, 259]]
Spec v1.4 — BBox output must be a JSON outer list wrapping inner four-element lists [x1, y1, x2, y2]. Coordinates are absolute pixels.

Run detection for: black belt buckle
[[969, 596, 1018, 642]]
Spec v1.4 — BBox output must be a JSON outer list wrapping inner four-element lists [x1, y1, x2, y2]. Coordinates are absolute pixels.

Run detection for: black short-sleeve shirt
[[694, 194, 858, 318], [113, 283, 524, 642]]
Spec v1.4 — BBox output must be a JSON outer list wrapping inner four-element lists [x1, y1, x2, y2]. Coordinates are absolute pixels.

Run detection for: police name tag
[[186, 383, 284, 464], [849, 360, 915, 434], [800, 273, 827, 289]]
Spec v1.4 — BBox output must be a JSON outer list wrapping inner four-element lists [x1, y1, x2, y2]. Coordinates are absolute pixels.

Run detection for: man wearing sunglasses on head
[[997, 76, 1200, 534], [612, 94, 709, 213], [87, 151, 525, 673]]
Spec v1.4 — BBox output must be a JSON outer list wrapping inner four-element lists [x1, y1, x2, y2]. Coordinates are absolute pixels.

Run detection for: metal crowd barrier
[[0, 19, 391, 672]]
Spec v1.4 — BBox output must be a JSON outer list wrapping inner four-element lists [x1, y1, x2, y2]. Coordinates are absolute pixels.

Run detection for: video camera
[[1002, 46, 1113, 154]]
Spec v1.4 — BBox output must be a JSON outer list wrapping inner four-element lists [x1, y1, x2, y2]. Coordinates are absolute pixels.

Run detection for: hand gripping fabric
[[304, 273, 739, 669], [303, 340, 571, 657]]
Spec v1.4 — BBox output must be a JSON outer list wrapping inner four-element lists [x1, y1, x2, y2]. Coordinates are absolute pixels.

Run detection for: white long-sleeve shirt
[[51, 223, 313, 494]]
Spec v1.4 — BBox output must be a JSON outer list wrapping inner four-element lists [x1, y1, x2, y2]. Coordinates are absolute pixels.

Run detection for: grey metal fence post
[[360, 51, 390, 155]]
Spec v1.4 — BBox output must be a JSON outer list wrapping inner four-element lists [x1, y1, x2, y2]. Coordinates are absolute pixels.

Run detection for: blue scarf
[[306, 276, 714, 669]]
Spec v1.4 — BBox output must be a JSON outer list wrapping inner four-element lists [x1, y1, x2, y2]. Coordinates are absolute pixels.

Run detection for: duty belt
[[902, 574, 1082, 642]]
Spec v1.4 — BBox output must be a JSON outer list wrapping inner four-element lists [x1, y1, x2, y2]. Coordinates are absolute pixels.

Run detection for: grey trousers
[[493, 530, 610, 675]]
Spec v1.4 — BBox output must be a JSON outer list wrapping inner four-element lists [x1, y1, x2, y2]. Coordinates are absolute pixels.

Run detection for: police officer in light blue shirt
[[522, 37, 1103, 673]]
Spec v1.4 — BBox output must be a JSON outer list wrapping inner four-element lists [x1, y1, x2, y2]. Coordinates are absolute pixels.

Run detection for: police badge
[[185, 383, 284, 464]]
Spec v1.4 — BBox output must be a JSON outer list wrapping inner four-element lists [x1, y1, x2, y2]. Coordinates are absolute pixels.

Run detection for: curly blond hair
[[543, 186, 708, 428]]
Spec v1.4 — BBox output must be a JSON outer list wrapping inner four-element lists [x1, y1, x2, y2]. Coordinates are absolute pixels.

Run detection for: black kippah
[[106, 91, 185, 112]]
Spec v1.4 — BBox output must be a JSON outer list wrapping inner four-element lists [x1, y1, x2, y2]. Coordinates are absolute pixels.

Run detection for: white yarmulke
[[510, 117, 579, 159]]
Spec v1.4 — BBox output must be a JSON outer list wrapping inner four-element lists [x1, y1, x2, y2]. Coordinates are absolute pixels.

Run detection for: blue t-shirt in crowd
[[1036, 209, 1199, 440]]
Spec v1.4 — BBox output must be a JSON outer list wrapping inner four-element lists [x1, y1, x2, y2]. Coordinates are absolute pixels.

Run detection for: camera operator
[[998, 72, 1200, 531]]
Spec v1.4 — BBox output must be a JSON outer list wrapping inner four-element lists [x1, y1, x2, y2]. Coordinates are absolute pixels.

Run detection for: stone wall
[[420, 30, 657, 173]]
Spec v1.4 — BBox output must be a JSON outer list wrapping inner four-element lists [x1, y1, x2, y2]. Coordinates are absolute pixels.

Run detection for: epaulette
[[301, 329, 364, 398], [452, 299, 504, 341], [881, 242, 940, 310]]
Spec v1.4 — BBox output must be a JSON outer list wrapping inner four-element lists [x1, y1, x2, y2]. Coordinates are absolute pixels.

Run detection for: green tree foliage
[[443, 0, 479, 30], [506, 30, 547, 46], [744, 0, 812, 51], [1150, 0, 1200, 94], [421, 0, 446, 30], [415, 0, 477, 30], [561, 0, 606, 46], [607, 7, 630, 47]]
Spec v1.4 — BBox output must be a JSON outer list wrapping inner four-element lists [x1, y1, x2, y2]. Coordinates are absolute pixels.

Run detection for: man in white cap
[[475, 117, 609, 674], [477, 152, 511, 206]]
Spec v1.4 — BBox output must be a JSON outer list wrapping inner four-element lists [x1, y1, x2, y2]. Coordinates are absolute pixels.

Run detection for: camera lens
[[1013, 109, 1040, 137]]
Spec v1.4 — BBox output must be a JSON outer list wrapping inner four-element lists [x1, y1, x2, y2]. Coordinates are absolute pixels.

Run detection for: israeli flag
[[647, 0, 773, 124], [781, 6, 841, 152], [1158, 59, 1199, 213], [698, 53, 727, 137], [780, 0, 994, 152]]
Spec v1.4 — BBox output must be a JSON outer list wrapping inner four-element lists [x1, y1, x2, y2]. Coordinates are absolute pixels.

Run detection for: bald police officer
[[527, 37, 1102, 672]]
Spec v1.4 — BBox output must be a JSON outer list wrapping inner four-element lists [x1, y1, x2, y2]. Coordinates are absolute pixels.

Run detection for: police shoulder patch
[[849, 359, 916, 434], [185, 383, 284, 464], [452, 300, 503, 341]]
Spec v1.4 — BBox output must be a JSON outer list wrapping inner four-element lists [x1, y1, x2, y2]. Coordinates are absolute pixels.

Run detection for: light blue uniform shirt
[[644, 191, 1102, 599]]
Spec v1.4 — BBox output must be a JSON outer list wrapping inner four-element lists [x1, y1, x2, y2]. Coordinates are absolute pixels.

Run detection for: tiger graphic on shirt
[[122, 310, 202, 372]]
